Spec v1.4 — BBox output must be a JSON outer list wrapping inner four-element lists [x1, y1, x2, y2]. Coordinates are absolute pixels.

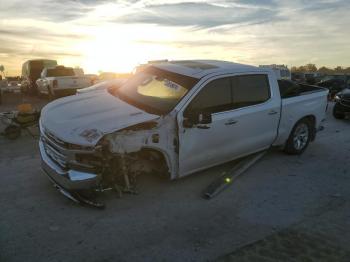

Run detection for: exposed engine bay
[[40, 115, 177, 209]]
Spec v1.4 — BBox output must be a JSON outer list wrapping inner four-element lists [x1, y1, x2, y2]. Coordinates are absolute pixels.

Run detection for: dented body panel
[[40, 91, 160, 146], [39, 60, 328, 193]]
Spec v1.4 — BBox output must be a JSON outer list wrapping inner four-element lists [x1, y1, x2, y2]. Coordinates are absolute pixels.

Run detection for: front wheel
[[284, 119, 312, 155], [333, 103, 345, 119]]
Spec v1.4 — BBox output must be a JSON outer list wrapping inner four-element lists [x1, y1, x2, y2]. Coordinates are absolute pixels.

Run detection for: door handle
[[225, 120, 238, 125], [268, 110, 278, 115]]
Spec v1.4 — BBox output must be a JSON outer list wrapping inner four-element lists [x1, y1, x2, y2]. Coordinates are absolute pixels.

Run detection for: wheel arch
[[138, 146, 173, 179], [302, 115, 316, 141]]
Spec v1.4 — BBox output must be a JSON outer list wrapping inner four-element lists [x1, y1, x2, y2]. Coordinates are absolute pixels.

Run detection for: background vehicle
[[259, 64, 291, 80], [84, 74, 99, 85], [4, 76, 21, 93], [39, 60, 328, 199], [304, 72, 323, 85], [21, 59, 57, 94], [291, 72, 306, 83], [36, 65, 92, 98], [333, 88, 350, 119], [0, 75, 5, 104], [316, 75, 350, 99]]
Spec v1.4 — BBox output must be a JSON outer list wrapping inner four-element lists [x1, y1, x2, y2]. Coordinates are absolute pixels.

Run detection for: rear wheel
[[284, 119, 312, 155], [333, 103, 345, 119]]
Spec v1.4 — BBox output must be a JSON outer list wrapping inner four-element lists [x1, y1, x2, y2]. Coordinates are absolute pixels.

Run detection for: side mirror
[[182, 111, 212, 128], [198, 112, 212, 124]]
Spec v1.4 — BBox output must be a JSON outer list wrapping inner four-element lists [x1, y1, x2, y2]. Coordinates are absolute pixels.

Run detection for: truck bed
[[278, 80, 327, 98], [273, 80, 329, 146]]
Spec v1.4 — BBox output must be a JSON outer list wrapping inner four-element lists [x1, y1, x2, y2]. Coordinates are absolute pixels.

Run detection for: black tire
[[284, 119, 312, 155], [4, 125, 21, 140], [333, 103, 345, 119]]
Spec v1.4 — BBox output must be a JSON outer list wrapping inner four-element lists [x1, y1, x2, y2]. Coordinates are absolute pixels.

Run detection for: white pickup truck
[[39, 60, 328, 201], [36, 66, 92, 98]]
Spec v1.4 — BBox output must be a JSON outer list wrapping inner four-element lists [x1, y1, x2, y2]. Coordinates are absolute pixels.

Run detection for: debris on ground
[[203, 151, 267, 199]]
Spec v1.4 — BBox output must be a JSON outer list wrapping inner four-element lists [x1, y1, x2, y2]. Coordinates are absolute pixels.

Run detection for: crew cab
[[39, 60, 328, 199], [36, 66, 92, 98]]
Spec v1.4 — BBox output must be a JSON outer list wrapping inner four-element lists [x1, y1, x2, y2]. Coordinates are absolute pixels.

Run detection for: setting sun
[[75, 24, 176, 73]]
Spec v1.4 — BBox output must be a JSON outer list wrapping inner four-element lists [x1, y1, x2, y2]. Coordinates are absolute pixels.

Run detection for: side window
[[187, 77, 232, 114], [233, 75, 270, 108]]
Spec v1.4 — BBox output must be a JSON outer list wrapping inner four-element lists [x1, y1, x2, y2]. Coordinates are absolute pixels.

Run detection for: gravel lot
[[0, 93, 349, 262]]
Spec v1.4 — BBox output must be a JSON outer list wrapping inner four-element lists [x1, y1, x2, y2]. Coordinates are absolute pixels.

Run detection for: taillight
[[53, 80, 58, 88]]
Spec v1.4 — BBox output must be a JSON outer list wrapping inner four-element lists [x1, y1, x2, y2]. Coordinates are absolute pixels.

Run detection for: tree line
[[291, 64, 350, 74]]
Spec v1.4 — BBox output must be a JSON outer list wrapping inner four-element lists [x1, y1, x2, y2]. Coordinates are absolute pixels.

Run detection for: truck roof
[[153, 60, 266, 78]]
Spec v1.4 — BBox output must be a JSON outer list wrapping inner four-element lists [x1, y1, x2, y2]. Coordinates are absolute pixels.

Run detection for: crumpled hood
[[40, 90, 159, 146]]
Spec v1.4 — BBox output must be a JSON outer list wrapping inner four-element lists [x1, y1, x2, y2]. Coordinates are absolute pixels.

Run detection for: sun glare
[[78, 25, 174, 74]]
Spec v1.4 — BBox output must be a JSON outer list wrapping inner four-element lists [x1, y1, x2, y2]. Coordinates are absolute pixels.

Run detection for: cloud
[[233, 0, 276, 7], [1, 0, 350, 74], [0, 0, 102, 21], [113, 2, 277, 28], [0, 28, 91, 41]]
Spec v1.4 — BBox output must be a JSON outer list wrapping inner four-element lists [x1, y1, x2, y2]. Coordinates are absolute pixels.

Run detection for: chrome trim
[[39, 139, 99, 190], [68, 170, 98, 181]]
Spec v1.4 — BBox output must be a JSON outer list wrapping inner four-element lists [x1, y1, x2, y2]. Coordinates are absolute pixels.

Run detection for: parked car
[[291, 72, 306, 83], [39, 60, 328, 201], [333, 88, 350, 119], [4, 76, 21, 93], [316, 77, 349, 99], [304, 73, 318, 85], [36, 65, 92, 98], [21, 59, 57, 94]]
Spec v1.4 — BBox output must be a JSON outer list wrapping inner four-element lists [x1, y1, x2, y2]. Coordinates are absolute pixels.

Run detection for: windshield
[[47, 68, 75, 77], [114, 67, 198, 115]]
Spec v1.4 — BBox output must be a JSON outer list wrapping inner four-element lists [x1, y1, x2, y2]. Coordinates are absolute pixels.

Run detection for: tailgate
[[57, 77, 91, 89]]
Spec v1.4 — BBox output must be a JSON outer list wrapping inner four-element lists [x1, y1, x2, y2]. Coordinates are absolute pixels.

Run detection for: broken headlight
[[71, 153, 103, 173]]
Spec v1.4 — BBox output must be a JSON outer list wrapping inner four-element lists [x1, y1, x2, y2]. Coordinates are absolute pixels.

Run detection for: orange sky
[[1, 0, 350, 76]]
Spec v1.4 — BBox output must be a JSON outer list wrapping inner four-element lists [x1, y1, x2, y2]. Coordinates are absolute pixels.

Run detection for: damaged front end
[[39, 117, 176, 208]]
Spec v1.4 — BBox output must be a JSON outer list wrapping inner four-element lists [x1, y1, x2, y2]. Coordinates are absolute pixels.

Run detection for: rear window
[[278, 80, 300, 98], [47, 68, 75, 77]]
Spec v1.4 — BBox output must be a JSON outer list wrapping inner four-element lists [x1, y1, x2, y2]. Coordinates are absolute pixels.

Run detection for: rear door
[[177, 73, 280, 177], [225, 74, 280, 156]]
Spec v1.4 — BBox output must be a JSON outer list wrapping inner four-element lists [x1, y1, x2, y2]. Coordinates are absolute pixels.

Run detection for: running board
[[203, 151, 267, 199]]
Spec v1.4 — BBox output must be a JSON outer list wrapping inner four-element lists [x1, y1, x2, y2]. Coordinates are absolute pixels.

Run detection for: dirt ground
[[0, 92, 350, 262]]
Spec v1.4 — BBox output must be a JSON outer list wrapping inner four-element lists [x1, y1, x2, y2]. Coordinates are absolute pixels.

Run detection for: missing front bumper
[[39, 140, 100, 191]]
